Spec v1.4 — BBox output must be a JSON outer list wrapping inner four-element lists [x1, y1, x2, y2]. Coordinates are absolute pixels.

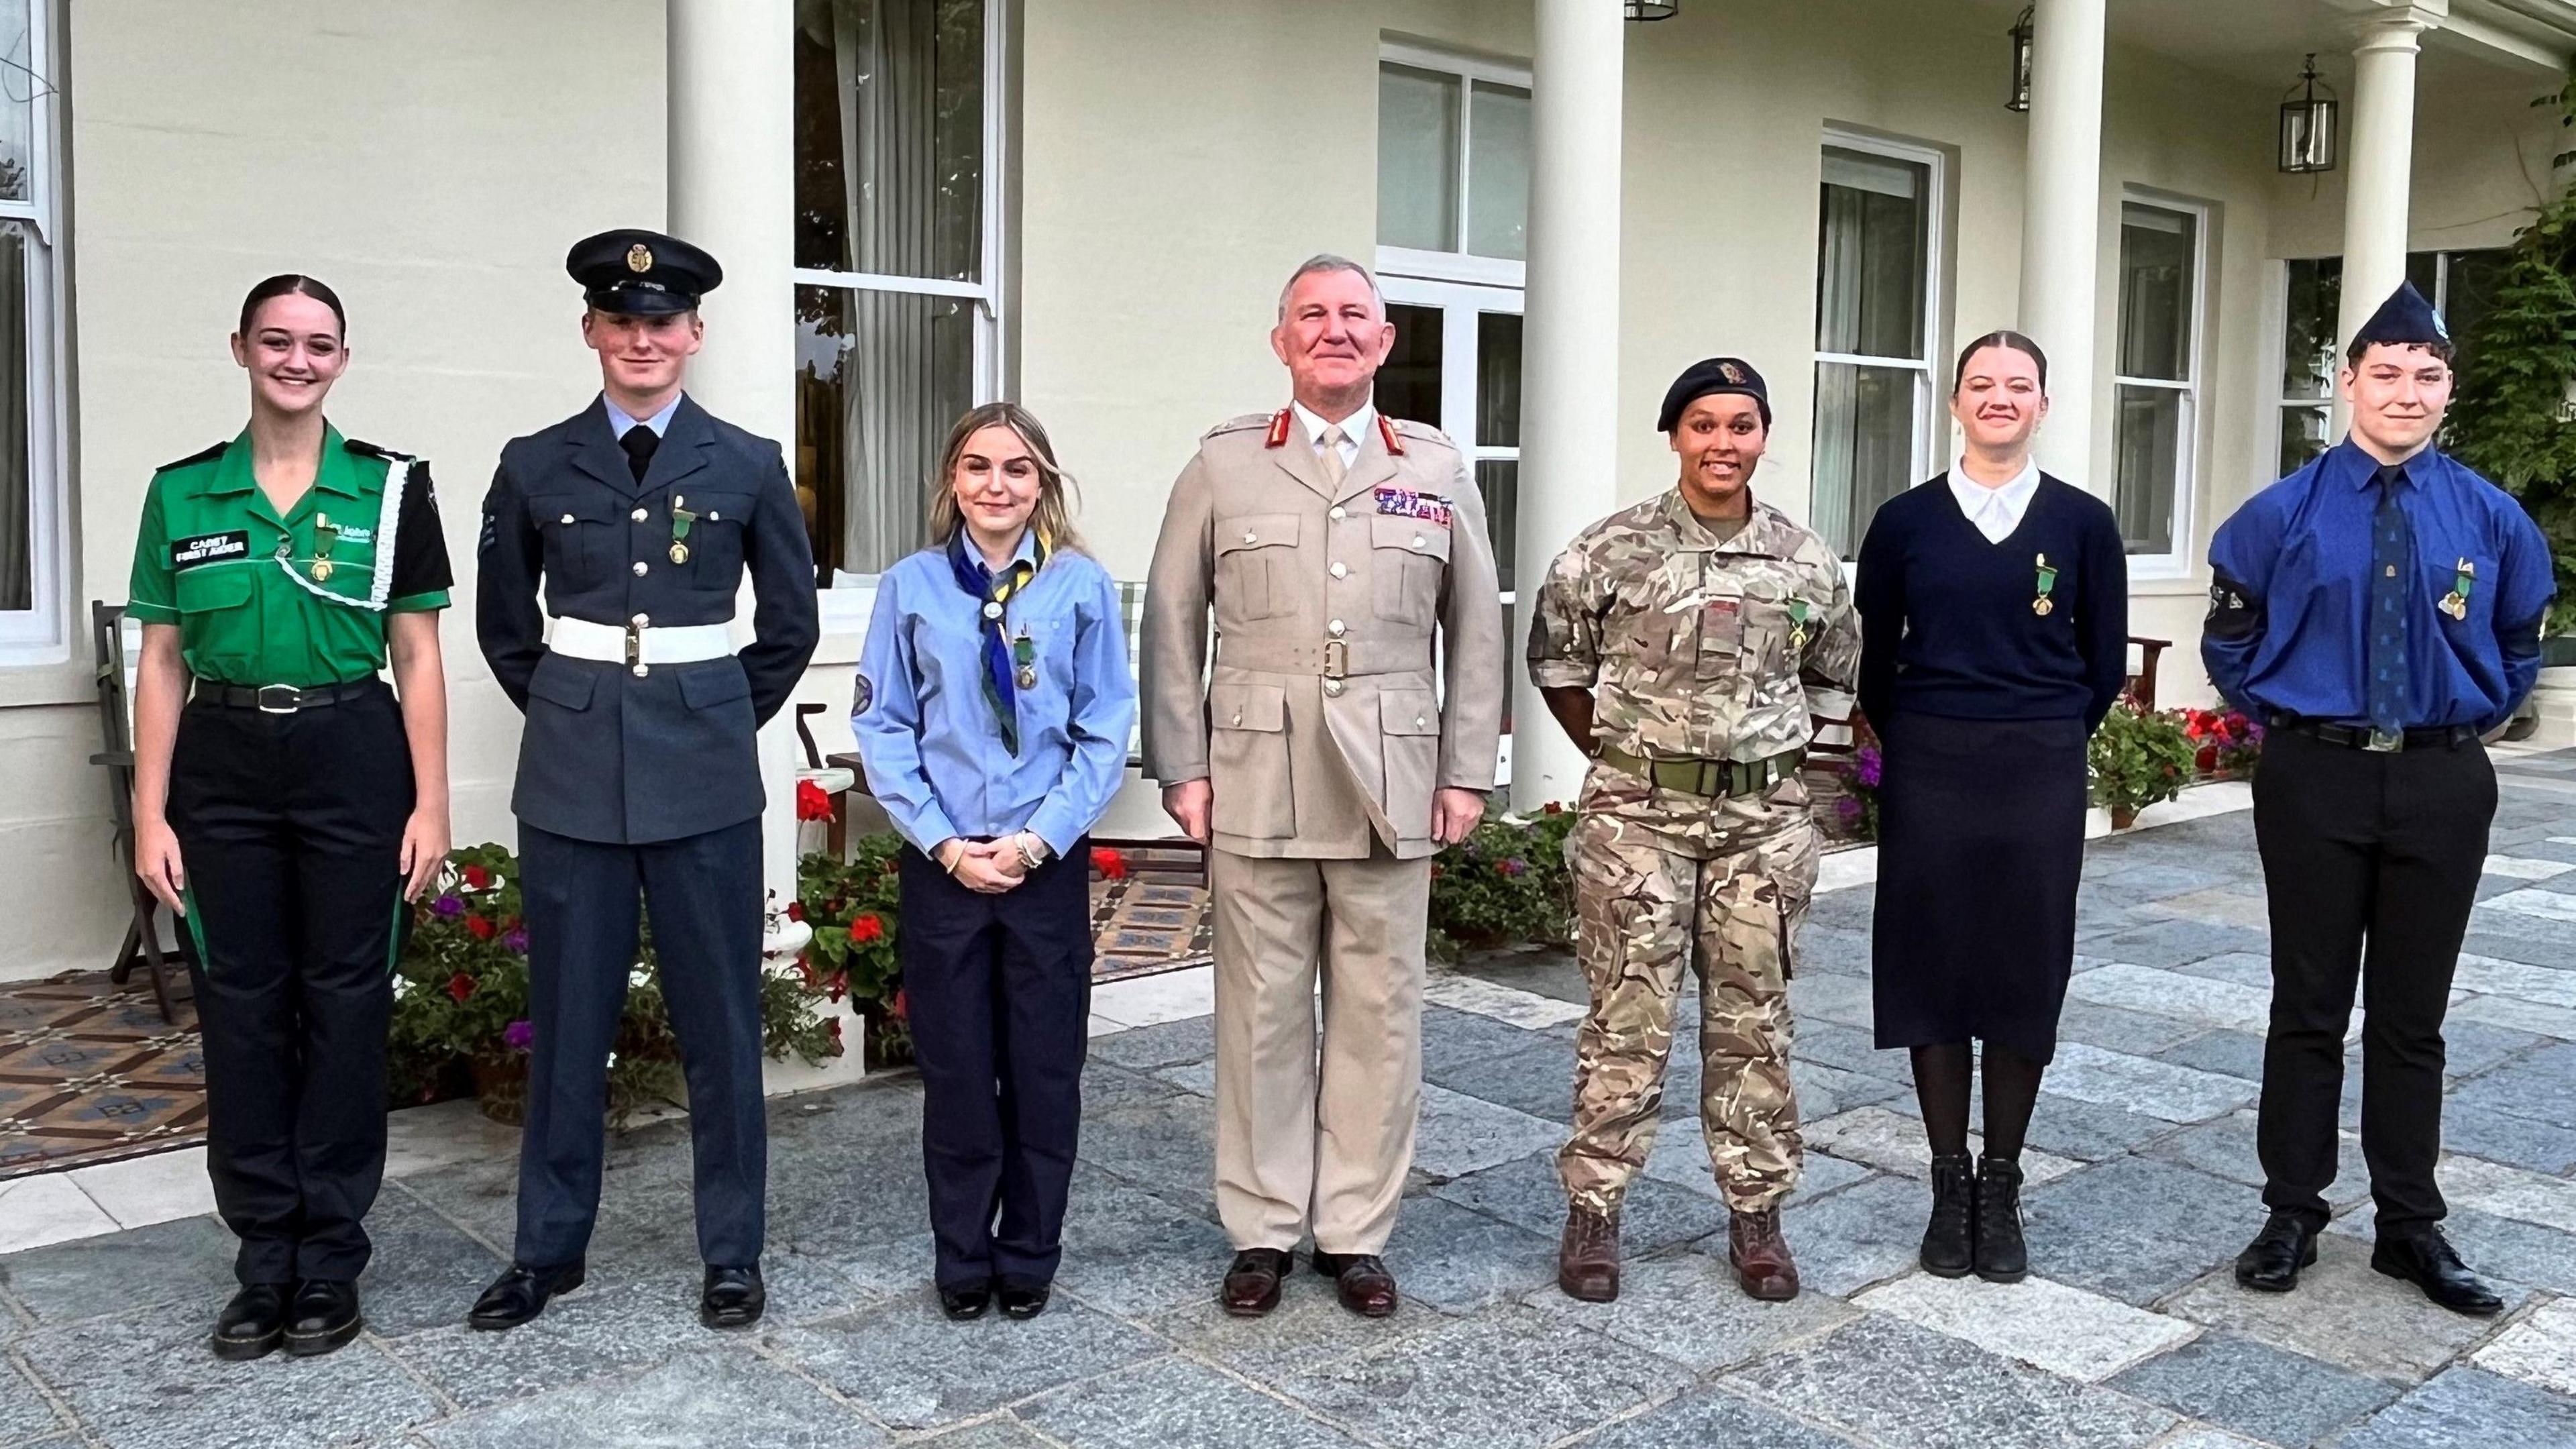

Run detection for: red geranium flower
[[447, 972, 475, 1003], [850, 912, 884, 945], [1542, 801, 1564, 815], [826, 1017, 843, 1046], [1091, 847, 1128, 880], [890, 987, 910, 1022], [795, 780, 833, 821], [465, 914, 496, 941], [462, 864, 492, 890], [785, 900, 804, 922]]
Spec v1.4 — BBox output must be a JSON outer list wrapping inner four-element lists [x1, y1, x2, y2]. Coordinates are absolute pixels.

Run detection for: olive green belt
[[1597, 746, 1804, 800]]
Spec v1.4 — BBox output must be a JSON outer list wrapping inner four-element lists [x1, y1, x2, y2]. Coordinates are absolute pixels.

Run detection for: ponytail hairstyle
[[1951, 329, 2048, 395]]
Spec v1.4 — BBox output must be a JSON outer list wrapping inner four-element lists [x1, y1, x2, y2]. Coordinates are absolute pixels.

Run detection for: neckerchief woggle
[[947, 528, 1049, 755]]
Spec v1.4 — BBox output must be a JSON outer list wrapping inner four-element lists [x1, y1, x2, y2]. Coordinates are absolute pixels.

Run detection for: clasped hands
[[937, 832, 1046, 894]]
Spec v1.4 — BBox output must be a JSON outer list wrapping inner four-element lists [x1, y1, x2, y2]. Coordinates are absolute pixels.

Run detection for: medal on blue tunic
[[669, 495, 694, 565], [2440, 557, 2475, 619], [2033, 553, 2057, 616]]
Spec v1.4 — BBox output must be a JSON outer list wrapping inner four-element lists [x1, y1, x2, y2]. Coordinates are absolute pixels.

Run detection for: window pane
[[796, 284, 975, 580], [0, 227, 23, 610], [2439, 248, 2510, 387], [1378, 65, 1460, 252], [1476, 459, 1518, 594], [1466, 82, 1529, 260], [1811, 361, 1919, 557], [1477, 311, 1521, 448], [2406, 250, 2440, 301], [2114, 384, 2183, 555], [0, 3, 32, 205], [1377, 303, 1443, 429], [794, 0, 985, 280], [2278, 405, 2331, 478], [2117, 205, 2196, 382], [2281, 256, 2341, 400], [1815, 147, 1929, 361]]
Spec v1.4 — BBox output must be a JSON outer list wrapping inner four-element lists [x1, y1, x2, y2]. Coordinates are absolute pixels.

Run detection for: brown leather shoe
[[1728, 1207, 1800, 1301], [1310, 1250, 1399, 1318], [1558, 1205, 1621, 1302], [1220, 1248, 1293, 1318]]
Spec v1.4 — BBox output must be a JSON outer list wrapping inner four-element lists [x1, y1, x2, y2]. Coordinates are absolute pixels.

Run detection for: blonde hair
[[926, 401, 1085, 556]]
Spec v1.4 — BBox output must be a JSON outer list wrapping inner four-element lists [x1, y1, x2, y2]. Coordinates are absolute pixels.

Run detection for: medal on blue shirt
[[311, 513, 338, 583], [2440, 557, 2475, 620], [2033, 553, 2057, 616], [669, 495, 695, 566], [1786, 598, 1811, 651], [1014, 627, 1037, 691]]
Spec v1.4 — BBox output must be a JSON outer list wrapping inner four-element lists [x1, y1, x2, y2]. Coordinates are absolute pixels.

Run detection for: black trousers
[[898, 840, 1093, 1290], [513, 818, 767, 1269], [2252, 727, 2495, 1232], [168, 684, 412, 1286]]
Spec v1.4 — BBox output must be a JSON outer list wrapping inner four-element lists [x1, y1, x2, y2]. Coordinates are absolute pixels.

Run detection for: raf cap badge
[[627, 242, 654, 274]]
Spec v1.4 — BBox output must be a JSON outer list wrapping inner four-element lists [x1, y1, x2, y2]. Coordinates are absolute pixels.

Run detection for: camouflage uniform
[[1527, 489, 1859, 1214]]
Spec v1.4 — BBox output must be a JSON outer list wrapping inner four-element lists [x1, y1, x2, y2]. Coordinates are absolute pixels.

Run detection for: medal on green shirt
[[1014, 628, 1037, 691], [669, 495, 695, 566], [1786, 597, 1811, 651], [2441, 557, 2475, 620], [311, 513, 338, 583], [2034, 552, 2057, 617]]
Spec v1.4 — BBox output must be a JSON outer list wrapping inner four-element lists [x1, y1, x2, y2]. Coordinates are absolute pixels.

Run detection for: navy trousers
[[513, 818, 767, 1269], [169, 684, 411, 1285], [899, 841, 1093, 1290]]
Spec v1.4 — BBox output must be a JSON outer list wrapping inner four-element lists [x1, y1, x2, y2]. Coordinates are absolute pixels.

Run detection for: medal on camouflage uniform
[[669, 495, 694, 565], [2440, 557, 2475, 619], [2033, 552, 2057, 616], [1013, 627, 1037, 691], [311, 513, 338, 583], [1787, 598, 1811, 651]]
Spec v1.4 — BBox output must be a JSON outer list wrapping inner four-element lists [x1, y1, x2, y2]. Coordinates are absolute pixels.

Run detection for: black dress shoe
[[997, 1279, 1052, 1320], [1973, 1156, 2029, 1284], [700, 1265, 765, 1329], [1310, 1250, 1399, 1318], [939, 1282, 994, 1322], [468, 1260, 587, 1331], [284, 1280, 362, 1357], [1921, 1153, 1974, 1278], [2233, 1212, 2319, 1293], [211, 1283, 290, 1361], [1220, 1248, 1294, 1318], [2373, 1228, 2504, 1316]]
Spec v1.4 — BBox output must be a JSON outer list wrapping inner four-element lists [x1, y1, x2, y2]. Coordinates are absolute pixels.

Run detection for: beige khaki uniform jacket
[[1140, 411, 1506, 856]]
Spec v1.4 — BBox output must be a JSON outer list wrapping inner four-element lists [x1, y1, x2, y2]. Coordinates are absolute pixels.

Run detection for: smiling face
[[2342, 343, 2453, 460], [1271, 268, 1394, 415], [1951, 343, 2049, 458], [950, 422, 1042, 551], [580, 307, 703, 402], [229, 294, 347, 419], [1668, 392, 1768, 516]]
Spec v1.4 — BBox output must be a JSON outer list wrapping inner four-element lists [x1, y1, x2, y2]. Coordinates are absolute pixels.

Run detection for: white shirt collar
[[1291, 399, 1376, 467], [1945, 454, 2041, 543], [604, 392, 684, 439]]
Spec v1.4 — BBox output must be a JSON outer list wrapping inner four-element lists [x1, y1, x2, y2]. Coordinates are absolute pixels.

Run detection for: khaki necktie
[[1319, 425, 1348, 489]]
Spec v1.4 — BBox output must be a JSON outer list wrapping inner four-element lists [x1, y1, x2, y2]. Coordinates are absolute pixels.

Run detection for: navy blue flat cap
[[2352, 280, 2450, 352], [1658, 357, 1772, 432], [568, 229, 722, 316]]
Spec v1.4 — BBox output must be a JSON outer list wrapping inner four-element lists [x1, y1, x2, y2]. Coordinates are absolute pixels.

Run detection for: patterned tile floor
[[4, 755, 2576, 1447]]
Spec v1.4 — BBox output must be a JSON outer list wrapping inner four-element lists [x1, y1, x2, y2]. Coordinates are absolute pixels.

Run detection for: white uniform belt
[[547, 616, 734, 664]]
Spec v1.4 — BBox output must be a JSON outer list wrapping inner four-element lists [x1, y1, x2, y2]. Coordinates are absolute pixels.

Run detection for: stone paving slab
[[2106, 1329, 2400, 1446], [2330, 1366, 2576, 1448], [2163, 1232, 2532, 1383], [417, 1346, 888, 1448], [1525, 1248, 1858, 1373], [1273, 1305, 1682, 1449], [1852, 1271, 2196, 1382], [767, 1296, 1165, 1432], [1014, 1356, 1366, 1448]]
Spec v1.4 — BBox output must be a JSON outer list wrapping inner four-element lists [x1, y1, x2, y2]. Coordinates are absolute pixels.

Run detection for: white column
[[2332, 11, 2429, 433], [668, 0, 802, 912], [1511, 0, 1624, 813], [2016, 0, 2108, 487]]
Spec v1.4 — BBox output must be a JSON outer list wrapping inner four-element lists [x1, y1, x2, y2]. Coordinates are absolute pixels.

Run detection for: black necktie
[[619, 425, 659, 483]]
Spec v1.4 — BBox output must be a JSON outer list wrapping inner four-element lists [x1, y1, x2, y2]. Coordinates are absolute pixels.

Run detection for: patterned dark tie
[[2366, 464, 2412, 737], [619, 425, 659, 483]]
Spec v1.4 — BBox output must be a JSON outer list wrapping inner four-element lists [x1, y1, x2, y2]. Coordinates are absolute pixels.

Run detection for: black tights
[[1912, 1041, 2046, 1163]]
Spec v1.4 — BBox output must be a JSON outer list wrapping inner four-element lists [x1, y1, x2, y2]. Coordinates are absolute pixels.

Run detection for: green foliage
[[796, 836, 911, 1065], [1428, 806, 1578, 960], [2088, 702, 2200, 820], [2447, 79, 2576, 632]]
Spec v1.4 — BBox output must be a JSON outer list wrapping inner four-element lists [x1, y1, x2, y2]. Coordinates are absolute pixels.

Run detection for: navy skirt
[[1870, 711, 2089, 1064]]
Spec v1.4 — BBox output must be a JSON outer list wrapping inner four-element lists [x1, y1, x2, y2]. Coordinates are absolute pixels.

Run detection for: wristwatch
[[1014, 833, 1051, 871]]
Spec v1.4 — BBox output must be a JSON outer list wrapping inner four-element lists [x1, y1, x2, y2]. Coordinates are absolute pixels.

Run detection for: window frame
[[1375, 42, 1529, 289], [2271, 249, 2503, 481], [0, 0, 63, 665], [1810, 127, 1947, 559], [796, 0, 1011, 631], [2111, 192, 2210, 581]]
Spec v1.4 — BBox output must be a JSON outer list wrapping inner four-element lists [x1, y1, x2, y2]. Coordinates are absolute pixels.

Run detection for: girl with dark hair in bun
[[126, 274, 452, 1360], [1854, 329, 2127, 1284]]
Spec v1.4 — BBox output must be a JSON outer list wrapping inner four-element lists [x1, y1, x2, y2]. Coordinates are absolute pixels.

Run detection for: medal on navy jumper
[[2440, 557, 2475, 620], [2033, 553, 2057, 617], [669, 494, 695, 565]]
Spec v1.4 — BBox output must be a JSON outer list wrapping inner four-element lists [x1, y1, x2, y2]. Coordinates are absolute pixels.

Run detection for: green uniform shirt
[[127, 426, 453, 688]]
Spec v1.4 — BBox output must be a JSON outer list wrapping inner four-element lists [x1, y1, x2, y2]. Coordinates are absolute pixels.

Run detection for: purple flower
[[1835, 796, 1864, 823], [1499, 857, 1527, 877], [431, 894, 465, 918], [502, 1019, 534, 1052], [1854, 745, 1883, 788], [502, 927, 529, 955]]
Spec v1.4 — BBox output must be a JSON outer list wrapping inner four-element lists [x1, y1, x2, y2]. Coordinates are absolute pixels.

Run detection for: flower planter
[[2110, 805, 2139, 831]]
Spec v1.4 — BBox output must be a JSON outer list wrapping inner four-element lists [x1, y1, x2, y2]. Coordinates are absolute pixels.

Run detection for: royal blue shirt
[[2203, 439, 2553, 735], [853, 535, 1136, 857]]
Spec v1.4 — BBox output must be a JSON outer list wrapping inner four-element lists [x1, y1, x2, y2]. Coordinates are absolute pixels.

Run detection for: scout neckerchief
[[946, 528, 1050, 755]]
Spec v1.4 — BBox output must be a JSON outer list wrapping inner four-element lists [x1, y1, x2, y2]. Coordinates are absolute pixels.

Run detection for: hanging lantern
[[2279, 54, 2340, 174], [1624, 1, 1678, 18], [2007, 5, 2035, 113]]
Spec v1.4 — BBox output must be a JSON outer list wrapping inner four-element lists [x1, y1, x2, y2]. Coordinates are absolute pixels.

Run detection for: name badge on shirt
[[1373, 487, 1454, 528], [170, 531, 250, 570]]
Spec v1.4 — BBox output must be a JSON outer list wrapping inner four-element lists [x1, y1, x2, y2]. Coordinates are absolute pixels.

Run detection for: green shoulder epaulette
[[154, 441, 229, 474]]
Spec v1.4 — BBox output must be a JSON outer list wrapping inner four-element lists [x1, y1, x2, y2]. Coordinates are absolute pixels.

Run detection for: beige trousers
[[1209, 845, 1430, 1255]]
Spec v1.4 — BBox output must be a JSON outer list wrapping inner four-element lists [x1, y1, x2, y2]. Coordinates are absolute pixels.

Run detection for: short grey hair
[[1277, 254, 1385, 322]]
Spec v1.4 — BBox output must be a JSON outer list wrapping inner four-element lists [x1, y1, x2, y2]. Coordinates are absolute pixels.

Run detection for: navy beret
[[567, 229, 723, 316], [2352, 280, 2450, 353], [1658, 357, 1771, 432]]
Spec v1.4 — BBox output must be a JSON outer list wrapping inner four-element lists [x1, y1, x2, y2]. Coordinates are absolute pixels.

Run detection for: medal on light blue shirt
[[2034, 553, 2057, 616], [2440, 557, 2475, 620], [1014, 627, 1037, 691]]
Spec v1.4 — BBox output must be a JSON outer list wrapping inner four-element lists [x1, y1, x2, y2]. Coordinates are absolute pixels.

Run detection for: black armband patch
[[2205, 572, 2259, 639], [478, 502, 498, 555]]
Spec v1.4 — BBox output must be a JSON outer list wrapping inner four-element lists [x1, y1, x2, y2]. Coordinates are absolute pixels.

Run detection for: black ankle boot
[[1921, 1152, 1975, 1277], [1974, 1155, 2027, 1283]]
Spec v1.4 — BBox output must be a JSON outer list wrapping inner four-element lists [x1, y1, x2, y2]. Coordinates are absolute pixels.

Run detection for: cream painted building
[[0, 0, 2567, 979]]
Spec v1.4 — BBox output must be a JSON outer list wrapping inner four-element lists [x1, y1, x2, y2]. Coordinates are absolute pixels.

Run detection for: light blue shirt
[[602, 392, 683, 439], [853, 535, 1136, 857]]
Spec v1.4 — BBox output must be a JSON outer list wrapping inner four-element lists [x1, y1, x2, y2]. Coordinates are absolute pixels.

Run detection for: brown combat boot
[[1558, 1205, 1621, 1302], [1728, 1206, 1801, 1301]]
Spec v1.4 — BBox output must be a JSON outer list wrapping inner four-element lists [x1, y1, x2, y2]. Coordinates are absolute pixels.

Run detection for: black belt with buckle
[[1599, 746, 1806, 798], [2269, 714, 2477, 753], [192, 678, 385, 714]]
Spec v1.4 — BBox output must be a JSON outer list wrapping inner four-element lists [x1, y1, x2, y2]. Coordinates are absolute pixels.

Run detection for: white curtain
[[836, 0, 941, 574], [0, 227, 27, 611]]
